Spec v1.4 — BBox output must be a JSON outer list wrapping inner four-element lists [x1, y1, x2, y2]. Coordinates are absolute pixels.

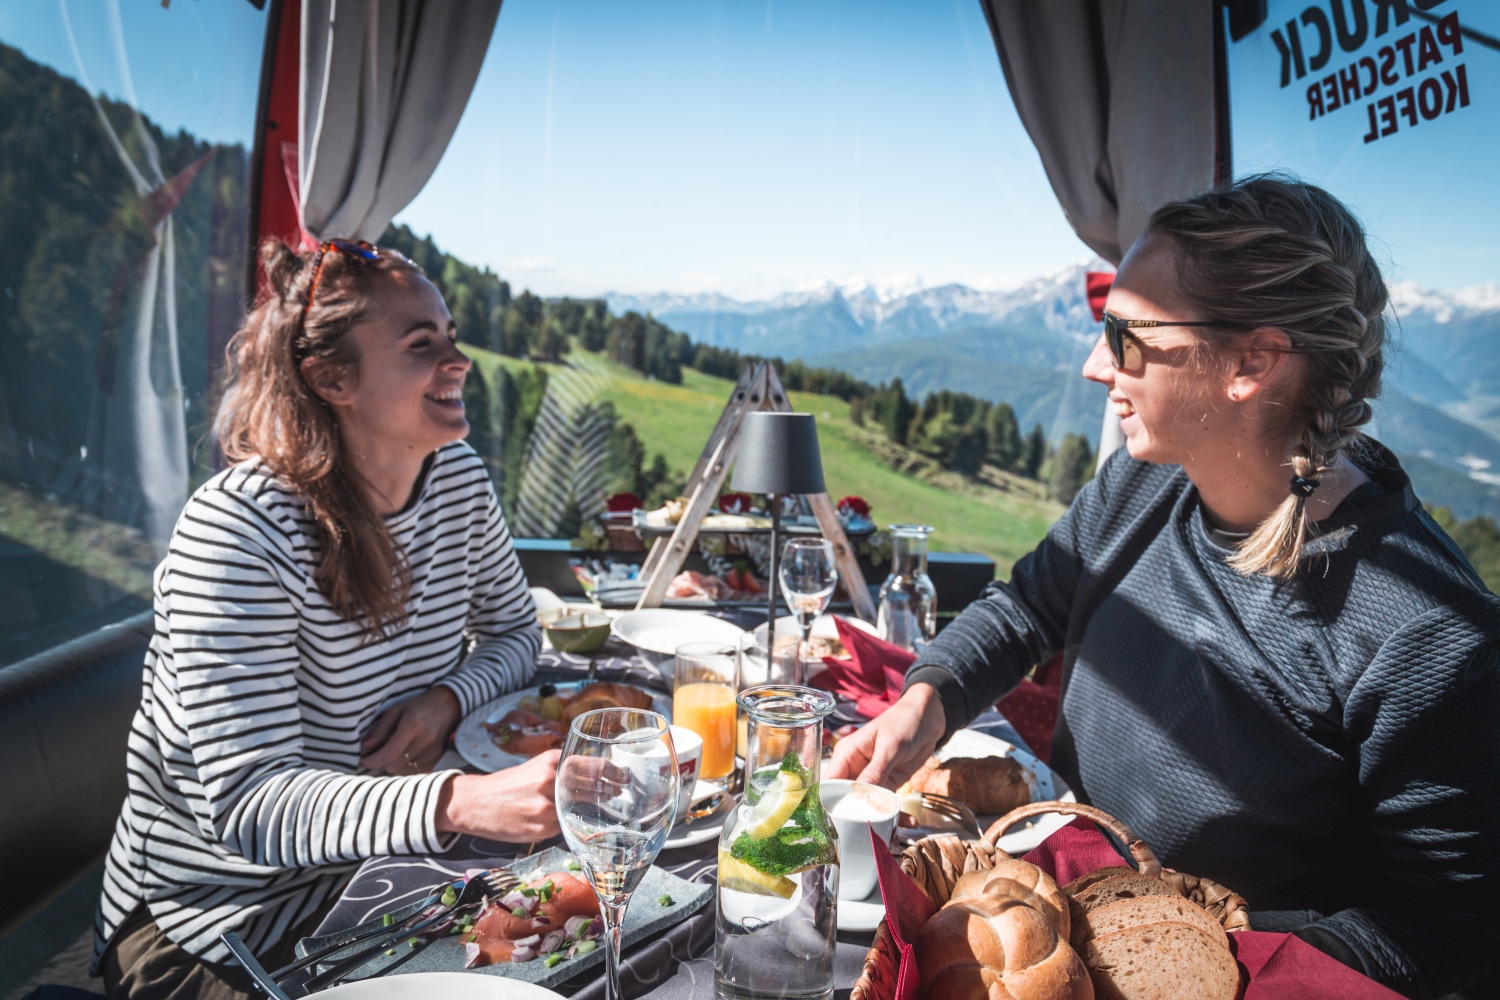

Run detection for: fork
[[895, 792, 983, 842], [301, 868, 518, 992]]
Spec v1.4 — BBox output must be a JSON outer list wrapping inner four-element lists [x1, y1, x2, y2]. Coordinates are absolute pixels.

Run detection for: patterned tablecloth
[[310, 633, 1028, 1000]]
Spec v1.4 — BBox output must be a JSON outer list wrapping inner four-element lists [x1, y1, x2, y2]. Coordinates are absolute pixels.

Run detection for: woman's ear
[[300, 358, 355, 408], [1225, 328, 1294, 403]]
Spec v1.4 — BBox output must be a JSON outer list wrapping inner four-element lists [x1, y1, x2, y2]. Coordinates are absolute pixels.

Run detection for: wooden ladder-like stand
[[632, 362, 877, 622]]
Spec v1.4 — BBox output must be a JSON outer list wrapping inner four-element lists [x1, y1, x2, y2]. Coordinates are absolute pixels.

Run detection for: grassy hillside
[[461, 346, 1063, 576]]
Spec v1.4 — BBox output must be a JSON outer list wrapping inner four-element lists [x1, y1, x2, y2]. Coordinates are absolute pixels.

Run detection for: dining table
[[302, 621, 1033, 1000]]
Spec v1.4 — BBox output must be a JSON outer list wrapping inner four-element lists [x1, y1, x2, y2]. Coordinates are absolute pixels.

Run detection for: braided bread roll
[[917, 893, 1094, 1000]]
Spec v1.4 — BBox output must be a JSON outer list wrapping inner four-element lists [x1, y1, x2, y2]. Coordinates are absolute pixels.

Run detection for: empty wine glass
[[779, 538, 837, 683], [557, 709, 679, 1000]]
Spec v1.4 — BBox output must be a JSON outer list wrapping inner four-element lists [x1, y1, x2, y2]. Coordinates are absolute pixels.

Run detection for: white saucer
[[664, 782, 733, 849], [838, 884, 886, 933]]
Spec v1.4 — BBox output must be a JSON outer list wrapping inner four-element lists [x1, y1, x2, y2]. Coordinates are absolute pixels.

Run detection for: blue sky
[[1, 0, 1494, 299]]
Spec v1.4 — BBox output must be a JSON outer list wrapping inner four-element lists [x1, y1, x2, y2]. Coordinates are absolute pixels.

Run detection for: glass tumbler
[[673, 641, 738, 783]]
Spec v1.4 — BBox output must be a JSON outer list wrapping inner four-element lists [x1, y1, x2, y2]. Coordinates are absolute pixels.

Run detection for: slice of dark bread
[[1082, 921, 1240, 1000], [1071, 894, 1228, 950], [1062, 866, 1139, 897]]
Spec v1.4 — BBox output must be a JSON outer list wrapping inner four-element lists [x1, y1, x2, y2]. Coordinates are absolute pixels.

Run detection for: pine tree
[[1050, 433, 1095, 504], [1023, 424, 1048, 479], [986, 403, 1022, 470]]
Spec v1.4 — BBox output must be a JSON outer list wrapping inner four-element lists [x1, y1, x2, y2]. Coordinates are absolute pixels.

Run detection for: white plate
[[838, 883, 887, 933], [321, 973, 565, 999], [454, 682, 672, 772], [664, 781, 733, 849], [611, 609, 746, 674], [935, 728, 1077, 855]]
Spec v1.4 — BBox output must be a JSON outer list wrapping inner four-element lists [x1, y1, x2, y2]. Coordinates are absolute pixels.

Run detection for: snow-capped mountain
[[605, 261, 1113, 358]]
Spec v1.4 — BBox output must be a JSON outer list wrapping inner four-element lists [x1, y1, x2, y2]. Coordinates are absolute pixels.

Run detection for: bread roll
[[951, 860, 1071, 942], [908, 755, 1032, 816], [1080, 921, 1239, 1000], [917, 894, 1093, 1000]]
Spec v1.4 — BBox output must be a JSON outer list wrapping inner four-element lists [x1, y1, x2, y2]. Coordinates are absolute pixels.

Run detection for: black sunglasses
[[1101, 310, 1244, 371]]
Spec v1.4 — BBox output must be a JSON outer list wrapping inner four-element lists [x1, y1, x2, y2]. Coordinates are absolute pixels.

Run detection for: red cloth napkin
[[995, 678, 1060, 764], [814, 618, 914, 718], [871, 816, 1402, 999], [871, 824, 935, 1000]]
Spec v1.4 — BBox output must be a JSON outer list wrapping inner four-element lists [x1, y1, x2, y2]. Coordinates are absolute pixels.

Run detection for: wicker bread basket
[[848, 801, 1250, 1000]]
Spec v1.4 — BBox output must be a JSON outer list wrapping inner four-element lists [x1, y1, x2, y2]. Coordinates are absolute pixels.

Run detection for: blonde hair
[[215, 240, 424, 640], [1147, 175, 1387, 580]]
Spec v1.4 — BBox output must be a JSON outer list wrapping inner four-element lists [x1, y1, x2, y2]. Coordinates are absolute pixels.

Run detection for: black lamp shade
[[731, 412, 826, 495]]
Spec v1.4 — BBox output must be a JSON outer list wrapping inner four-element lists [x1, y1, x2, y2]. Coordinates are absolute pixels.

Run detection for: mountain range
[[609, 271, 1500, 521]]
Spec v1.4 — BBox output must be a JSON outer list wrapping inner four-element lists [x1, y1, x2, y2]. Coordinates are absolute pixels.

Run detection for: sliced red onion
[[511, 946, 536, 962], [512, 934, 542, 948], [499, 891, 530, 911], [540, 930, 566, 954], [533, 914, 552, 925], [564, 916, 597, 939], [464, 942, 481, 969], [521, 725, 552, 736]]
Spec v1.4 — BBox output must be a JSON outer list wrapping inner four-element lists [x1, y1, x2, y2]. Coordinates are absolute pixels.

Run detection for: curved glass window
[[0, 2, 267, 665]]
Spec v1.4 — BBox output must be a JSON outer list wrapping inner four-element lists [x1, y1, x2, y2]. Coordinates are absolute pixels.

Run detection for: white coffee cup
[[668, 725, 703, 825], [819, 778, 900, 901]]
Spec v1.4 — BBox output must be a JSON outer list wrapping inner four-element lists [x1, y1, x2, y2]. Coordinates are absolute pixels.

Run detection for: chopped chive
[[565, 860, 582, 871], [574, 940, 596, 954], [544, 953, 564, 968], [657, 894, 675, 907], [440, 886, 458, 906], [512, 907, 528, 917], [408, 937, 419, 949], [384, 948, 396, 957], [382, 914, 394, 926]]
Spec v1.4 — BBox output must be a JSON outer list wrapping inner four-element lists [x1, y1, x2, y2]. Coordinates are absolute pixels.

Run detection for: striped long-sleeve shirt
[[94, 441, 540, 965]]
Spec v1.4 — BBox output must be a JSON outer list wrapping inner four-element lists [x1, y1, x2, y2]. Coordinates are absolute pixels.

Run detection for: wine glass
[[556, 709, 679, 1000], [779, 537, 837, 683]]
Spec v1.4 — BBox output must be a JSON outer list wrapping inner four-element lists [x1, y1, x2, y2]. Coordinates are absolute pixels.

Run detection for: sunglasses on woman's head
[[1101, 310, 1242, 372], [298, 237, 411, 328]]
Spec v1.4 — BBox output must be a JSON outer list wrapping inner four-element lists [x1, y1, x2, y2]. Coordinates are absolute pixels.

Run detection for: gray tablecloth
[[309, 634, 1030, 1000]]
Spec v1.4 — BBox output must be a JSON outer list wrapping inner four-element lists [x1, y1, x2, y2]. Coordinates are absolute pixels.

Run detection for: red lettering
[[1363, 103, 1381, 143], [1324, 74, 1342, 112], [1338, 63, 1361, 105], [1417, 77, 1443, 119], [1307, 81, 1327, 119], [1378, 46, 1399, 85], [1359, 56, 1379, 95], [1395, 33, 1417, 75], [1395, 86, 1418, 126], [1417, 25, 1443, 70], [1378, 94, 1398, 136], [1436, 11, 1463, 55], [1371, 0, 1411, 38]]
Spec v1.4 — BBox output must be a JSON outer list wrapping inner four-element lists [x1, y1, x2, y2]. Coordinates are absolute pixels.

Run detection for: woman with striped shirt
[[94, 239, 556, 1000]]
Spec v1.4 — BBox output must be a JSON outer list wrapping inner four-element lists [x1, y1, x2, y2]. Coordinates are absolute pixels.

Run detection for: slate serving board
[[294, 846, 712, 990]]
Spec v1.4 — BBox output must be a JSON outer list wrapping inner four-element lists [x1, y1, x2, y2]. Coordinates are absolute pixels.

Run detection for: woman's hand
[[361, 686, 462, 774], [437, 750, 562, 842], [825, 683, 947, 787]]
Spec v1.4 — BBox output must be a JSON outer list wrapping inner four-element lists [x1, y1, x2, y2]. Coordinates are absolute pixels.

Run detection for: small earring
[[1229, 391, 1241, 401]]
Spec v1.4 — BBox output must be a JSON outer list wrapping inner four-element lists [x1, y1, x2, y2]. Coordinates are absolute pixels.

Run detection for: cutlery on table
[[221, 932, 295, 1000], [301, 868, 518, 992]]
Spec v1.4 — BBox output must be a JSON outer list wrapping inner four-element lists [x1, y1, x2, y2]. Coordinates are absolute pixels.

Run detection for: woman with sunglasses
[[94, 239, 557, 1000], [830, 176, 1500, 999]]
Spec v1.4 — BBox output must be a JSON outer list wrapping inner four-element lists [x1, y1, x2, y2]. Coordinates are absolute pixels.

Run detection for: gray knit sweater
[[907, 442, 1500, 999]]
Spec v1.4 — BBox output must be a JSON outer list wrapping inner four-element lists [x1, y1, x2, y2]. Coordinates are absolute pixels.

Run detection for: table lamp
[[730, 412, 827, 647]]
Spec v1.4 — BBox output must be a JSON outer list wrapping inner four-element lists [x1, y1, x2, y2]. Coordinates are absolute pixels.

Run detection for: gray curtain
[[979, 0, 1218, 462], [300, 0, 503, 242]]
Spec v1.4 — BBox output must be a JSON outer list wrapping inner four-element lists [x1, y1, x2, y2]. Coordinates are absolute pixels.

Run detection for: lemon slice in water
[[718, 852, 796, 899], [743, 771, 807, 840]]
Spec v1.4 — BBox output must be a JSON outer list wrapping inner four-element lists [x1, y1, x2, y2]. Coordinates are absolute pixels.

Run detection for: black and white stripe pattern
[[94, 442, 539, 965]]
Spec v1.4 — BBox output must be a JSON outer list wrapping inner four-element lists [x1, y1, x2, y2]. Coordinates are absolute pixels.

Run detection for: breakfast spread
[[483, 682, 655, 756]]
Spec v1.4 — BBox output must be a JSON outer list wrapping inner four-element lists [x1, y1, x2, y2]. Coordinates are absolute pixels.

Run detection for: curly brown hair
[[214, 239, 425, 639]]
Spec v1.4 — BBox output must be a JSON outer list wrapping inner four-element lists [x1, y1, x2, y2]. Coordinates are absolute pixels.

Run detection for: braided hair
[[1147, 175, 1387, 580]]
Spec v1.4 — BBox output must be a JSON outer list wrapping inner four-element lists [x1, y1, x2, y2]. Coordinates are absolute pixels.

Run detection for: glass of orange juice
[[672, 642, 738, 782]]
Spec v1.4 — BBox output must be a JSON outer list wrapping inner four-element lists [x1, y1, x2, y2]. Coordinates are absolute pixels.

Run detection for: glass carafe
[[715, 686, 839, 1000], [877, 524, 937, 653]]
